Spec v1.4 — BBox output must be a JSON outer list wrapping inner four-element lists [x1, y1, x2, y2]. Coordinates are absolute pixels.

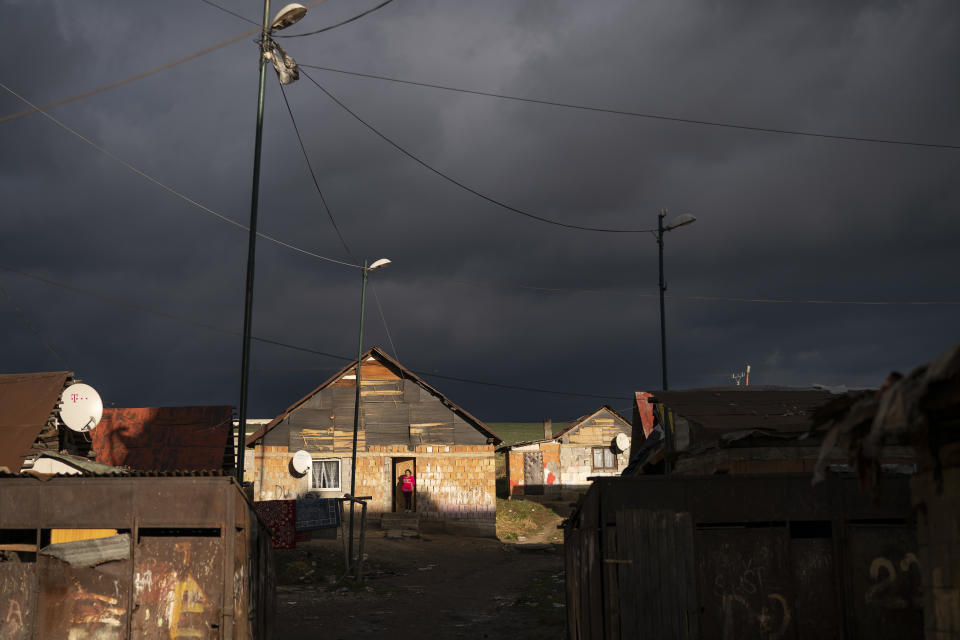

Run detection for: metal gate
[[524, 452, 544, 495]]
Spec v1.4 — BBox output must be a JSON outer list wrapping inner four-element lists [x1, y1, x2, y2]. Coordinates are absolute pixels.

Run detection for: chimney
[[745, 365, 751, 387], [543, 418, 553, 440]]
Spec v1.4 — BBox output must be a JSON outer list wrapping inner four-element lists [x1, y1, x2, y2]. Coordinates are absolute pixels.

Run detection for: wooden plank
[[263, 421, 291, 446], [453, 414, 487, 445], [603, 524, 620, 640], [677, 511, 699, 639]]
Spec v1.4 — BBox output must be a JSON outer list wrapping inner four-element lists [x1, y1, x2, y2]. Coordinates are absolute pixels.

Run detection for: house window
[[311, 459, 341, 491], [592, 447, 617, 470]]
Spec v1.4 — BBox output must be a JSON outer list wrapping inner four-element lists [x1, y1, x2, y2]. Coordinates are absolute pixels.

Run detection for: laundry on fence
[[296, 497, 340, 530]]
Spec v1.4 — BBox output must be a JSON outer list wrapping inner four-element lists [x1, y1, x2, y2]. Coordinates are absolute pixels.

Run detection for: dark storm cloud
[[2, 0, 958, 422]]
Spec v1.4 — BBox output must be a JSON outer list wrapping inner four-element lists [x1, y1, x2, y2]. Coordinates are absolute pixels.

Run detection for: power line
[[278, 79, 356, 261], [276, 0, 395, 38], [0, 83, 361, 270], [0, 29, 259, 125], [301, 64, 960, 151], [0, 281, 72, 370], [197, 0, 261, 26], [300, 69, 656, 234], [0, 265, 631, 401], [436, 276, 960, 306]]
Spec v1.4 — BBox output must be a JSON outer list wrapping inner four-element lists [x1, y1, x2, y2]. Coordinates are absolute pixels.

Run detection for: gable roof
[[498, 405, 631, 450], [553, 405, 632, 439], [246, 347, 502, 446], [0, 371, 73, 471]]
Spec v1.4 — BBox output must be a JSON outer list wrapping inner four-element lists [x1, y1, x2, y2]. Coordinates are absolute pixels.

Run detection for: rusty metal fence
[[0, 474, 274, 639], [564, 474, 922, 639]]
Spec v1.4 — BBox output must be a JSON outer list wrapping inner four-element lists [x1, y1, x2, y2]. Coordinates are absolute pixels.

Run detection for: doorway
[[392, 457, 416, 512]]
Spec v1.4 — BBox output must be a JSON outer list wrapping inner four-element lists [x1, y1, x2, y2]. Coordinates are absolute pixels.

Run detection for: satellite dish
[[58, 383, 103, 432], [291, 450, 312, 476], [611, 433, 630, 454]]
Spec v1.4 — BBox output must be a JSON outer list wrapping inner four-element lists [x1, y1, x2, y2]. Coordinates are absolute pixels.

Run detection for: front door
[[524, 451, 544, 495], [392, 457, 416, 512]]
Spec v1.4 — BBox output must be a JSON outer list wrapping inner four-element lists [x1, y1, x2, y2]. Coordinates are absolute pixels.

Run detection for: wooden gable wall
[[563, 409, 632, 446], [264, 357, 488, 453]]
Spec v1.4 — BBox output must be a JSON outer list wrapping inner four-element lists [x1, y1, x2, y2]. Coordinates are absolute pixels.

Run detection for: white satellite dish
[[58, 383, 103, 432], [291, 450, 312, 476], [611, 432, 630, 454]]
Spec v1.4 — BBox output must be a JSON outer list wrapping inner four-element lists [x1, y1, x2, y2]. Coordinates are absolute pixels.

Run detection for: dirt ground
[[274, 500, 567, 639]]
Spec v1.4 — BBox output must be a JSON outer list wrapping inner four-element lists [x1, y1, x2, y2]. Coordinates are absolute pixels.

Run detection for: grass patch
[[488, 422, 568, 445], [497, 498, 564, 543]]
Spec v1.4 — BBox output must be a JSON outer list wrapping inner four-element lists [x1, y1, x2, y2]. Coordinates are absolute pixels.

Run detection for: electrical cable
[[0, 29, 259, 125], [197, 0, 261, 26], [300, 70, 656, 234], [0, 281, 72, 370], [278, 79, 356, 261], [301, 64, 960, 151], [0, 83, 361, 270], [435, 276, 960, 306], [0, 265, 632, 401], [369, 279, 401, 363], [276, 0, 395, 38]]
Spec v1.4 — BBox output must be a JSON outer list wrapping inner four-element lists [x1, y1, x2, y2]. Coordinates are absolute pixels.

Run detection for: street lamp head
[[270, 3, 307, 31], [664, 213, 696, 232], [368, 258, 392, 271]]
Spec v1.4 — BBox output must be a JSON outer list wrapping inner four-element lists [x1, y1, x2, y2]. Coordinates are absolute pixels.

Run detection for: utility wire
[[300, 70, 655, 234], [0, 281, 72, 370], [0, 29, 258, 125], [369, 279, 400, 363], [301, 64, 960, 151], [278, 79, 356, 261], [0, 83, 361, 270], [437, 276, 960, 306], [197, 0, 261, 26], [0, 0, 336, 125], [277, 0, 395, 38], [0, 265, 630, 401]]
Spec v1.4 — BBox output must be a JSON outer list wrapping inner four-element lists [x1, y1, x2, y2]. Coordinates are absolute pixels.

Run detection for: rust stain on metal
[[91, 406, 234, 472]]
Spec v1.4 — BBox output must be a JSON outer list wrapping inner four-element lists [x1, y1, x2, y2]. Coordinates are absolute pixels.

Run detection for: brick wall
[[250, 443, 496, 535]]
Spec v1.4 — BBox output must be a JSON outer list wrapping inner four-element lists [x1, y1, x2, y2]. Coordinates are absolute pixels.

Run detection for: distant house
[[500, 406, 632, 500], [245, 347, 502, 536], [624, 386, 916, 475]]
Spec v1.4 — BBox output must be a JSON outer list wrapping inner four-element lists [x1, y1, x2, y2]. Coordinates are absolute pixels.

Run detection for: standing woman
[[401, 469, 416, 513]]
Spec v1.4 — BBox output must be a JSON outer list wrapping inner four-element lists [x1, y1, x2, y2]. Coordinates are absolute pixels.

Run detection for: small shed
[[501, 406, 632, 501], [245, 347, 502, 536], [626, 387, 916, 476], [0, 473, 275, 639]]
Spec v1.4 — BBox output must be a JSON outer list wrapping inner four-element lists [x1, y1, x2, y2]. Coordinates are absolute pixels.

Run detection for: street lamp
[[236, 2, 307, 483], [348, 257, 391, 571], [655, 209, 696, 391]]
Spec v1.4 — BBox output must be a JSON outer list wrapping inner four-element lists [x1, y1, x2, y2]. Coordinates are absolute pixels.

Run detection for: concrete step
[[380, 513, 420, 530]]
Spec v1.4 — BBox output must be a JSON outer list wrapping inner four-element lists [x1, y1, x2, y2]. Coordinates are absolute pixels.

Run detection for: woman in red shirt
[[401, 469, 416, 513]]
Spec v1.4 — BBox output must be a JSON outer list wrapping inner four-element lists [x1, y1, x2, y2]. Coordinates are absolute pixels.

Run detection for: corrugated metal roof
[[649, 387, 837, 434], [0, 371, 72, 471], [91, 406, 234, 472], [246, 346, 502, 446]]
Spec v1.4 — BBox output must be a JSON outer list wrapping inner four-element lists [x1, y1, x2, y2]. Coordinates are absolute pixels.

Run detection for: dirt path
[[275, 534, 566, 640]]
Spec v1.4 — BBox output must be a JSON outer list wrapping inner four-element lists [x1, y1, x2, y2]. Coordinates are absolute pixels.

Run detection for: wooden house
[[501, 406, 632, 501], [244, 347, 502, 536]]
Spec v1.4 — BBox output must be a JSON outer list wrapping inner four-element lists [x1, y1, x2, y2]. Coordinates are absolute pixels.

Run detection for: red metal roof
[[91, 406, 234, 472], [0, 371, 71, 471]]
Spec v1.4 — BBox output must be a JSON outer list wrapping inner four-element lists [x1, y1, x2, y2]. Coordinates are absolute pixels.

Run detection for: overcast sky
[[2, 0, 958, 422]]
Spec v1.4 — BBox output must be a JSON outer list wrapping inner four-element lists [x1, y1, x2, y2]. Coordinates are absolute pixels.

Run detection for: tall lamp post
[[655, 208, 696, 391], [236, 2, 308, 483], [348, 258, 391, 570]]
